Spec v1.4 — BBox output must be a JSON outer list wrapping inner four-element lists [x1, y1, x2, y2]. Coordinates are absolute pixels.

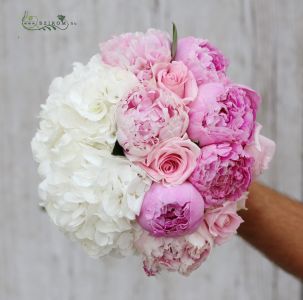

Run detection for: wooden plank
[[254, 1, 303, 298]]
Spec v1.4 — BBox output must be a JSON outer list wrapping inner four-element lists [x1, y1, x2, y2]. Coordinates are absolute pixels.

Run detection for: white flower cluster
[[32, 55, 151, 257]]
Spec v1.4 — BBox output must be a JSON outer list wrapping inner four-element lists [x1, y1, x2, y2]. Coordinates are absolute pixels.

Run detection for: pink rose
[[137, 182, 204, 237], [100, 29, 171, 81], [175, 37, 229, 85], [189, 143, 254, 207], [138, 136, 200, 185], [135, 223, 213, 276], [204, 201, 243, 245], [152, 61, 198, 104], [187, 82, 260, 146], [245, 123, 276, 177], [116, 84, 189, 161]]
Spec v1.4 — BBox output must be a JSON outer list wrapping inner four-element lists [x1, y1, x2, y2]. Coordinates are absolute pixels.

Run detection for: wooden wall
[[0, 0, 302, 299]]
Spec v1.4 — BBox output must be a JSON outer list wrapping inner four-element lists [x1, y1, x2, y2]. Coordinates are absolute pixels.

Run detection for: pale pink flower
[[138, 136, 200, 185], [100, 29, 171, 81], [175, 37, 228, 85], [189, 143, 254, 207], [135, 223, 213, 276], [245, 124, 276, 177], [187, 82, 260, 146], [204, 201, 243, 245], [137, 182, 204, 237], [116, 84, 189, 161], [152, 61, 198, 104]]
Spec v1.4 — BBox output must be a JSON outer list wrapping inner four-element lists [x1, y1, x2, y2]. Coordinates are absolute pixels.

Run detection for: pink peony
[[245, 124, 276, 177], [152, 61, 198, 104], [187, 82, 260, 146], [135, 223, 213, 276], [116, 84, 189, 161], [189, 143, 254, 207], [137, 182, 204, 237], [175, 37, 228, 85], [100, 29, 171, 81], [138, 136, 200, 185], [204, 201, 243, 245]]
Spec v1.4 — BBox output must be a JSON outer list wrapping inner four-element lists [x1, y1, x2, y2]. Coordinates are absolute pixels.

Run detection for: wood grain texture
[[0, 0, 302, 299]]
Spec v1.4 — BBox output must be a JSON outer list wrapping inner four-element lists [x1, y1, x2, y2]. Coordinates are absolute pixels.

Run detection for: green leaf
[[111, 140, 125, 157], [39, 206, 46, 212], [57, 15, 66, 23], [171, 22, 178, 60]]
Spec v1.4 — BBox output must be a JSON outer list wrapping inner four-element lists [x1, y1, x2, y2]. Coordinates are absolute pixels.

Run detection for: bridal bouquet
[[32, 25, 275, 276]]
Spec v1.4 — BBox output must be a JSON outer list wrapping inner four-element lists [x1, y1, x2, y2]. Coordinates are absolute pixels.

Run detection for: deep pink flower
[[187, 82, 260, 146], [100, 29, 171, 81], [152, 61, 198, 104], [135, 223, 213, 276], [138, 136, 200, 185], [116, 84, 189, 161], [204, 201, 243, 245], [189, 143, 254, 207], [175, 37, 228, 85], [137, 182, 204, 237]]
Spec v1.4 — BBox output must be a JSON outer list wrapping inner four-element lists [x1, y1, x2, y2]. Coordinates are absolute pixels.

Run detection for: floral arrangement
[[32, 25, 275, 276]]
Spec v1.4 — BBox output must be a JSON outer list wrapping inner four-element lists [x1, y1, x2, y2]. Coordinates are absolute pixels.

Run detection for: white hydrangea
[[32, 55, 151, 257]]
